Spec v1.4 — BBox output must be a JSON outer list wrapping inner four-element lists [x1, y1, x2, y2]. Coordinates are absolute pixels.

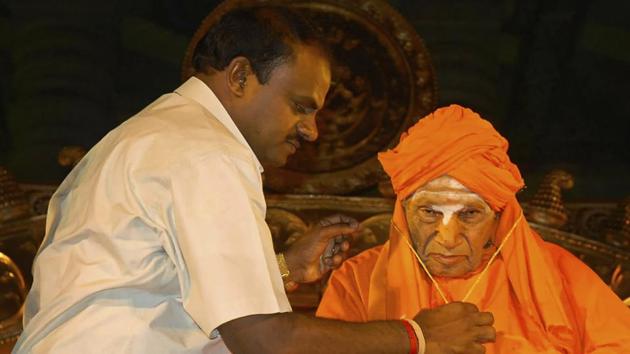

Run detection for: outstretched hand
[[283, 214, 359, 287], [414, 302, 496, 354]]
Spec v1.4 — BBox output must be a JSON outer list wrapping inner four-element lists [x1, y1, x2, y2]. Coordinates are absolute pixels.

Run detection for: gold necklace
[[392, 212, 523, 304]]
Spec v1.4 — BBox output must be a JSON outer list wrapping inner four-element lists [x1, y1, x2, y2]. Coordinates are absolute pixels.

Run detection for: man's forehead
[[275, 45, 330, 107]]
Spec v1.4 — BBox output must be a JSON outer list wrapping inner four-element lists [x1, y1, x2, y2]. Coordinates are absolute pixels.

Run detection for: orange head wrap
[[379, 104, 524, 211]]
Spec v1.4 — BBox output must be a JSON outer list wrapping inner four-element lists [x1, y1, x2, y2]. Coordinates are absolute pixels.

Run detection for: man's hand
[[283, 214, 359, 285], [414, 302, 496, 354]]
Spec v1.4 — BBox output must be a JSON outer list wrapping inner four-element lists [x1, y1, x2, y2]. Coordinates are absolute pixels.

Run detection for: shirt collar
[[175, 76, 264, 173]]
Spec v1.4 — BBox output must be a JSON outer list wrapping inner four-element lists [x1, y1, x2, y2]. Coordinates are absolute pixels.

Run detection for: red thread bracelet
[[401, 320, 418, 354]]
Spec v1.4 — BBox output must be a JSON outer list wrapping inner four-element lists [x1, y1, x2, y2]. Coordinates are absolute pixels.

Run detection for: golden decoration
[[0, 167, 29, 223], [525, 169, 574, 227]]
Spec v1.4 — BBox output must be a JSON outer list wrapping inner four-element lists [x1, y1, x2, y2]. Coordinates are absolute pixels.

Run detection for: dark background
[[0, 0, 628, 200]]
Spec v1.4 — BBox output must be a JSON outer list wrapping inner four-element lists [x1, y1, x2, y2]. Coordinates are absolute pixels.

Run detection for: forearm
[[219, 312, 410, 354]]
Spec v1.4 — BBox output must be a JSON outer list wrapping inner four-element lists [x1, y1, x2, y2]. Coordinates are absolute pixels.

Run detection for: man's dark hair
[[192, 6, 329, 84]]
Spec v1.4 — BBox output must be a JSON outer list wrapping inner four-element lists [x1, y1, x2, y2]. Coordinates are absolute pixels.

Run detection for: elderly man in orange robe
[[317, 104, 630, 353]]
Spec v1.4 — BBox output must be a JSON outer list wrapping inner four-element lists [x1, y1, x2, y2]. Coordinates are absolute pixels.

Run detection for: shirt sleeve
[[163, 152, 291, 336]]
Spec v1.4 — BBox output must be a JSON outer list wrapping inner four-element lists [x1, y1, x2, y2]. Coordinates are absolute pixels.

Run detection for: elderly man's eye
[[458, 208, 482, 221], [418, 207, 441, 221]]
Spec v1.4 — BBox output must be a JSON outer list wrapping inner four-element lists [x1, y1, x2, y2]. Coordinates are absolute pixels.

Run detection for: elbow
[[219, 313, 301, 354]]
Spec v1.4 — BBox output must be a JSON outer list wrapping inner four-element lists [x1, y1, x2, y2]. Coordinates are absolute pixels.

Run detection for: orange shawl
[[317, 105, 630, 353]]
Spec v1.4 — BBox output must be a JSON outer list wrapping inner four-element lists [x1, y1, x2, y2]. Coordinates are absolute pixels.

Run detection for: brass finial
[[525, 169, 574, 227], [0, 252, 27, 345], [0, 166, 30, 223]]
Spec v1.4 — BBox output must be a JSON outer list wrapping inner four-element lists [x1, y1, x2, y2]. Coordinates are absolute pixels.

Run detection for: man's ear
[[226, 56, 253, 97]]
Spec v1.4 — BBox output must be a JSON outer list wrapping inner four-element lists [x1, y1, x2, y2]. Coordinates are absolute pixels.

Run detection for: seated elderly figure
[[317, 105, 630, 353]]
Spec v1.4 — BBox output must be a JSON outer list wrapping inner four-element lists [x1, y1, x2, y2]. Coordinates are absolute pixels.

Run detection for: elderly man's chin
[[425, 256, 475, 277]]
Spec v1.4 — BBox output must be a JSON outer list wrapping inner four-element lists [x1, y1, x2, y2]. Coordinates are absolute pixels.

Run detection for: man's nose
[[297, 116, 318, 142], [435, 218, 464, 249]]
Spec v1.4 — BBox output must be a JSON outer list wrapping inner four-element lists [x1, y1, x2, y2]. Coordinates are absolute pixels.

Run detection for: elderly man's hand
[[414, 302, 496, 354], [283, 215, 359, 287]]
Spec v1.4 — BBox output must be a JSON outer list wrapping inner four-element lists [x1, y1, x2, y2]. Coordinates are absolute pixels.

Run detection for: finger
[[284, 281, 299, 292], [330, 214, 360, 228], [465, 343, 486, 354], [335, 234, 354, 245], [331, 239, 350, 254], [318, 225, 361, 241], [473, 326, 496, 343], [331, 253, 346, 267], [473, 312, 494, 326], [321, 239, 336, 259], [321, 254, 347, 272], [449, 301, 479, 314], [319, 214, 359, 228], [435, 301, 478, 317]]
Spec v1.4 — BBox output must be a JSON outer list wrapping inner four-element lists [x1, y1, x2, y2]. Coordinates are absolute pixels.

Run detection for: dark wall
[[0, 0, 628, 200]]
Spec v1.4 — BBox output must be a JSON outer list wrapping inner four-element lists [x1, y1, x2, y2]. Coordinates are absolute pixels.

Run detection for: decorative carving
[[604, 196, 630, 251], [377, 174, 396, 198], [524, 169, 574, 227], [266, 208, 308, 253], [0, 167, 30, 223], [181, 0, 437, 194], [560, 202, 616, 241], [354, 213, 392, 256]]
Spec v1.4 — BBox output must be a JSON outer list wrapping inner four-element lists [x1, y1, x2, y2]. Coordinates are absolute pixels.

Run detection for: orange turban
[[379, 104, 524, 210], [373, 105, 580, 351]]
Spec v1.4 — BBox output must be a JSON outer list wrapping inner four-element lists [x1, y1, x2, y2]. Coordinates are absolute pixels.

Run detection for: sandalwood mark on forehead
[[431, 204, 464, 225], [405, 176, 493, 225]]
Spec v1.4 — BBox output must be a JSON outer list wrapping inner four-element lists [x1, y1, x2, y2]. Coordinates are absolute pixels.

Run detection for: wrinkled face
[[239, 44, 331, 167], [403, 176, 499, 277]]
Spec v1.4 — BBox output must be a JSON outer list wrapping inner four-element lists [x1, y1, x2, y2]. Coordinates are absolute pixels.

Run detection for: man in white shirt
[[14, 6, 495, 354]]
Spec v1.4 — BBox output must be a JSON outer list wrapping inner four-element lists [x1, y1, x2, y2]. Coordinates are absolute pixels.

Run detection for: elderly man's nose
[[297, 117, 318, 142], [435, 220, 463, 249]]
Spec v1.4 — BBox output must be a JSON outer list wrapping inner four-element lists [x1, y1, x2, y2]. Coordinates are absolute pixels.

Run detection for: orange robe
[[317, 105, 630, 353]]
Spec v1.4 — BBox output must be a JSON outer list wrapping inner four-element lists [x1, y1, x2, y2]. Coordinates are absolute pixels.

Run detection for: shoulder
[[100, 96, 252, 172], [543, 242, 617, 301], [318, 246, 385, 321], [544, 242, 598, 278], [329, 245, 384, 285], [135, 95, 246, 154], [346, 246, 384, 269]]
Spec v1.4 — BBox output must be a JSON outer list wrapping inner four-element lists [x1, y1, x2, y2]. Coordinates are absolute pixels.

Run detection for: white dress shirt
[[13, 77, 291, 354]]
